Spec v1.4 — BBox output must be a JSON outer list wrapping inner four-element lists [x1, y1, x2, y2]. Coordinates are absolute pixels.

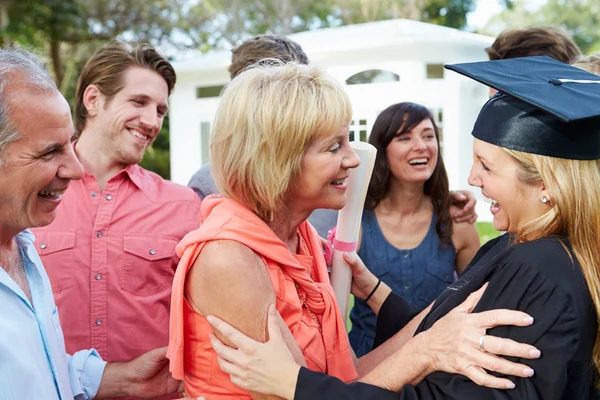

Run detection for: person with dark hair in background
[[349, 103, 481, 357], [485, 26, 580, 97], [227, 34, 309, 79], [31, 41, 201, 400]]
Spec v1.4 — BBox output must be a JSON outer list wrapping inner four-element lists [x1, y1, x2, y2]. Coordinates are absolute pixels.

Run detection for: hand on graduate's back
[[451, 190, 478, 224], [418, 283, 541, 389]]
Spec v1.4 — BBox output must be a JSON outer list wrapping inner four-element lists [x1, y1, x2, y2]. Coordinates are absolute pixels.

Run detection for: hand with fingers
[[344, 251, 378, 300], [343, 252, 392, 315], [419, 283, 541, 389], [207, 305, 300, 400], [451, 190, 478, 224]]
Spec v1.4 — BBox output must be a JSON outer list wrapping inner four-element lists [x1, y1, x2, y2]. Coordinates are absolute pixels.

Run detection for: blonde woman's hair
[[572, 53, 600, 75], [210, 61, 352, 221], [504, 148, 600, 372]]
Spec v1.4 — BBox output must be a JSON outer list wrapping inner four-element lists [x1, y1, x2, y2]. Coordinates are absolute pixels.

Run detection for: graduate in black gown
[[204, 57, 600, 400]]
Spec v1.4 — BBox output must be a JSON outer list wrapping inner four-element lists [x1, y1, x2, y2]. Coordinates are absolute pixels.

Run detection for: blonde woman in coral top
[[168, 61, 540, 399]]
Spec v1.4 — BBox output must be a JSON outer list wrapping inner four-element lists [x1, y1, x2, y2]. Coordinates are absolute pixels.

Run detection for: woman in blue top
[[349, 102, 481, 356]]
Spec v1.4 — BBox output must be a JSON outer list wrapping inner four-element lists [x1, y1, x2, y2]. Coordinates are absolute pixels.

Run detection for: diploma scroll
[[330, 141, 377, 324]]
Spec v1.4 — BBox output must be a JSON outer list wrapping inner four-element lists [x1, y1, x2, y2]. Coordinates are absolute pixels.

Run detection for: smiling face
[[289, 124, 360, 212], [468, 138, 547, 232], [0, 88, 84, 231], [386, 118, 439, 184], [89, 66, 169, 166]]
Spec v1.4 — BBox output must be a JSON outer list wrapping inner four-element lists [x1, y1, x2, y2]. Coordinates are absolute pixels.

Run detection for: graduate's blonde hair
[[210, 61, 352, 221], [571, 53, 600, 75], [504, 149, 600, 372]]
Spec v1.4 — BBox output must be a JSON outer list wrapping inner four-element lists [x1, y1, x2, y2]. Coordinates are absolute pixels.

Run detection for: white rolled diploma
[[330, 141, 377, 324]]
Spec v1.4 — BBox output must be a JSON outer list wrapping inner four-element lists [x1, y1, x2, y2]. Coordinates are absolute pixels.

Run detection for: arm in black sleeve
[[373, 292, 422, 349], [297, 262, 582, 400], [296, 367, 402, 400]]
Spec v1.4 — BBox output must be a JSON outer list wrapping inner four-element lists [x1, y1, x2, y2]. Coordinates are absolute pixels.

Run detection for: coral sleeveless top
[[168, 195, 357, 398]]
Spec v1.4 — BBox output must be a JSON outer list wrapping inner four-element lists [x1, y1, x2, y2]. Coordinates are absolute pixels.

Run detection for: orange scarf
[[168, 195, 357, 386]]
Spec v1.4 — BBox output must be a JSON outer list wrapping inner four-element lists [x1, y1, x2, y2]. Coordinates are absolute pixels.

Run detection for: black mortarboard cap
[[445, 56, 600, 160]]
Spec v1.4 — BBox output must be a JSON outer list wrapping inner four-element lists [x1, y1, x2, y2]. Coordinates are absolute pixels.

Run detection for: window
[[200, 121, 211, 165], [350, 118, 369, 142], [427, 107, 444, 153], [426, 64, 444, 79], [196, 85, 225, 99], [346, 70, 400, 85]]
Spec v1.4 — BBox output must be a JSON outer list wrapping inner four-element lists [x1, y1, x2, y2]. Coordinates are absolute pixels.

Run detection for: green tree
[[329, 0, 475, 29], [5, 0, 194, 89], [483, 0, 600, 54], [2, 0, 199, 179]]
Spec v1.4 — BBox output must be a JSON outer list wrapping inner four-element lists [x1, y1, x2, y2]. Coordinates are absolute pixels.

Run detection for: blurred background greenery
[[476, 221, 502, 243], [0, 0, 598, 179]]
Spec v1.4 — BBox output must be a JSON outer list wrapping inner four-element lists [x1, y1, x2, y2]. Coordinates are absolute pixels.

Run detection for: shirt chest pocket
[[419, 258, 456, 306], [120, 234, 179, 297], [36, 230, 76, 293]]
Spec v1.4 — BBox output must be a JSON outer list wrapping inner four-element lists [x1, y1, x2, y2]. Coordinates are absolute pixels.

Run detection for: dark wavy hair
[[365, 102, 452, 246]]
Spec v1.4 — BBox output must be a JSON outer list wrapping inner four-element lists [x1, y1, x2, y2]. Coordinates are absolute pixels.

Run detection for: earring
[[541, 196, 548, 203]]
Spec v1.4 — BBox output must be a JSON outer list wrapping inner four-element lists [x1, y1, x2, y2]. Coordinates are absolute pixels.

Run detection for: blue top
[[349, 209, 456, 357], [0, 230, 106, 400]]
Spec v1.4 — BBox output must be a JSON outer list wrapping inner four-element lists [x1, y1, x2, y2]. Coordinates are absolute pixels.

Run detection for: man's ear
[[82, 85, 102, 117]]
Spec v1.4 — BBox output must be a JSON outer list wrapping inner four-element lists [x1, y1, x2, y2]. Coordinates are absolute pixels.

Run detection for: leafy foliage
[[483, 0, 600, 54]]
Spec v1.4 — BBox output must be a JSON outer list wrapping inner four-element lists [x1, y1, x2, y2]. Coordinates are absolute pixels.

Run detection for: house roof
[[173, 18, 494, 73]]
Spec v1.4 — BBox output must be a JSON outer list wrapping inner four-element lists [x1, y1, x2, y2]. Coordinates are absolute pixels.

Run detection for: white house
[[169, 18, 495, 221]]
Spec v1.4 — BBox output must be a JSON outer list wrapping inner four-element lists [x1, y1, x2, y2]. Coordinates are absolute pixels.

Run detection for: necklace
[[294, 230, 323, 334], [296, 283, 323, 334]]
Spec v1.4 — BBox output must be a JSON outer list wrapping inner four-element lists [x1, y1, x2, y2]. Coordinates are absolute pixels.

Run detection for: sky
[[467, 0, 546, 30]]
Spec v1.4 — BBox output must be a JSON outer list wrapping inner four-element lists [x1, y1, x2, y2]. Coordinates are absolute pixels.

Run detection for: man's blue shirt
[[0, 229, 106, 400]]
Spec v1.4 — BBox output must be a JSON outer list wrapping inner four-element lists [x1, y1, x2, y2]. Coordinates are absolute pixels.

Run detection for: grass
[[344, 222, 501, 329], [476, 221, 502, 244]]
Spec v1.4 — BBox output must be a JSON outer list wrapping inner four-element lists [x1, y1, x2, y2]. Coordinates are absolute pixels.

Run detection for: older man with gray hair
[[0, 47, 192, 400]]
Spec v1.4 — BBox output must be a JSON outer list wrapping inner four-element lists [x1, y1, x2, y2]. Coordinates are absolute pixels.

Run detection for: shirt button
[[404, 284, 411, 290], [95, 319, 102, 325], [91, 192, 96, 197], [403, 252, 409, 258], [106, 195, 112, 201], [96, 231, 102, 238], [40, 243, 47, 249], [95, 273, 102, 280], [149, 249, 156, 255]]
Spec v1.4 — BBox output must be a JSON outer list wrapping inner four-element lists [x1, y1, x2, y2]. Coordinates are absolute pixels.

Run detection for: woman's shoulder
[[501, 237, 576, 272], [196, 240, 264, 274], [488, 237, 590, 312], [186, 239, 273, 314]]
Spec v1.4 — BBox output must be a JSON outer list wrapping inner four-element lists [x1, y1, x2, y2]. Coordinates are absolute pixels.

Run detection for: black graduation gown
[[295, 235, 599, 399]]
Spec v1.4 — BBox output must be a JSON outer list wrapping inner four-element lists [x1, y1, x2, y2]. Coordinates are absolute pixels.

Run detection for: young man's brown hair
[[486, 27, 581, 63], [74, 40, 176, 134], [228, 34, 309, 79]]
